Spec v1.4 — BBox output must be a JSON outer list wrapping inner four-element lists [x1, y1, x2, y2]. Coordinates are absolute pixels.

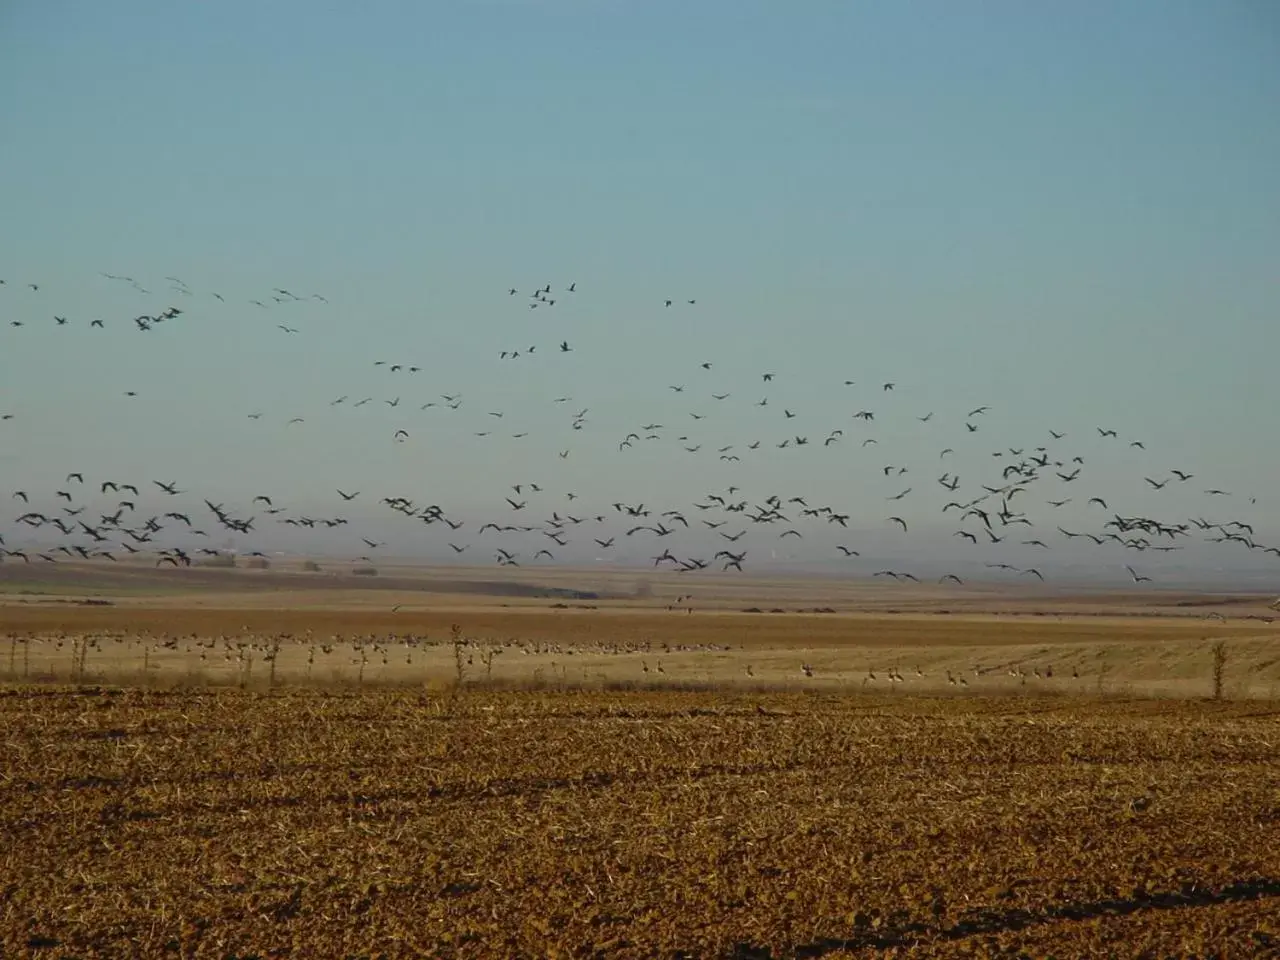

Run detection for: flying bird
[[1125, 565, 1152, 584]]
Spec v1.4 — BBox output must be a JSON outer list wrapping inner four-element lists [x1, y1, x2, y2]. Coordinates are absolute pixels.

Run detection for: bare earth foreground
[[2, 564, 1280, 957], [4, 690, 1280, 958]]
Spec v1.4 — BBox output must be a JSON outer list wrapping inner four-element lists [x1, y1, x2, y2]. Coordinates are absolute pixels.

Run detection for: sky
[[1, 1, 1278, 582]]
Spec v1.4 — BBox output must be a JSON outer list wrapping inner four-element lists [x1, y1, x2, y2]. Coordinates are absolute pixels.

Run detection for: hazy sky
[[1, 2, 1278, 578]]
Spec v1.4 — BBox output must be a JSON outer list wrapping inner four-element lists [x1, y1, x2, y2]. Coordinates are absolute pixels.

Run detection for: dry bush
[[1212, 639, 1229, 700]]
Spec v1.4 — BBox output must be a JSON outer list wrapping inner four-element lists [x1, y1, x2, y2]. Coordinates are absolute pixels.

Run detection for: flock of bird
[[2, 270, 1276, 589], [11, 627, 1115, 689]]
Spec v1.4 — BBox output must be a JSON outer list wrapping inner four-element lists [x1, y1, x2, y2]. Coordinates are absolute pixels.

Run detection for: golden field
[[2, 564, 1280, 957], [2, 560, 1278, 698]]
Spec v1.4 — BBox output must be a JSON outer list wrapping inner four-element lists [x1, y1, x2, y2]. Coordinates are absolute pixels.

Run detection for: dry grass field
[[2, 561, 1279, 699], [3, 566, 1279, 956]]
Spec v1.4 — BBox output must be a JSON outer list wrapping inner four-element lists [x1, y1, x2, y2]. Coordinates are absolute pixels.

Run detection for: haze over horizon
[[2, 2, 1278, 587]]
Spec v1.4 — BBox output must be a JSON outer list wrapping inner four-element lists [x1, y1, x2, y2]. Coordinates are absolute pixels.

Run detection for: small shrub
[[1212, 640, 1228, 700]]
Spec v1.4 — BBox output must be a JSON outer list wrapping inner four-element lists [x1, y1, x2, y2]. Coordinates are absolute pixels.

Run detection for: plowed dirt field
[[3, 686, 1279, 958]]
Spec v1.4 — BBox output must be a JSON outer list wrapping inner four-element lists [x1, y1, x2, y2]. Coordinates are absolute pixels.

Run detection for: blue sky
[[1, 1, 1278, 578]]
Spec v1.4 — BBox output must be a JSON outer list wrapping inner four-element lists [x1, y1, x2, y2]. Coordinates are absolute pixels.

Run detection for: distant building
[[197, 554, 236, 568]]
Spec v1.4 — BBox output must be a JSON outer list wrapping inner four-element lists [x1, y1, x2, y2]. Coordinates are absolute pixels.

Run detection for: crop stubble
[[2, 686, 1279, 958]]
